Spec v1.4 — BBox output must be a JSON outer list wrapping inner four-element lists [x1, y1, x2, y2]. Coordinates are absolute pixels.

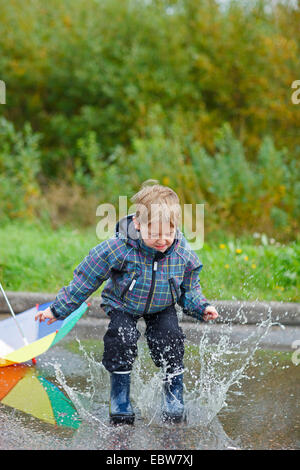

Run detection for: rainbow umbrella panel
[[0, 302, 88, 367], [0, 364, 80, 428]]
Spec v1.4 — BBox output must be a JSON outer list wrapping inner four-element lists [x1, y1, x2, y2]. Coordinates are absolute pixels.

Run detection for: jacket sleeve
[[177, 253, 211, 322], [50, 238, 123, 319]]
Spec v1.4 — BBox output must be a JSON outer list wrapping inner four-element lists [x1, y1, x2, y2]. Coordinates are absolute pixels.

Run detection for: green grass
[[201, 237, 300, 302], [0, 220, 103, 297], [0, 221, 299, 302]]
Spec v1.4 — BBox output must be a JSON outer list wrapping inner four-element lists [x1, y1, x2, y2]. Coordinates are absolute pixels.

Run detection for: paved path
[[0, 291, 299, 325], [0, 292, 299, 351], [63, 317, 300, 352]]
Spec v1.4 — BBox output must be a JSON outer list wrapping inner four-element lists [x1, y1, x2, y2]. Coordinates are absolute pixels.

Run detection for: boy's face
[[133, 216, 176, 252]]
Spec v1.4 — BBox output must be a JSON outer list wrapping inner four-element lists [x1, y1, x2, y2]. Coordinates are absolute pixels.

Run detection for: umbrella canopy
[[0, 364, 80, 428], [0, 302, 88, 367]]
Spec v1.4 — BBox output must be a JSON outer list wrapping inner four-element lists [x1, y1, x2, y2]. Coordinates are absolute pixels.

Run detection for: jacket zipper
[[172, 277, 180, 299], [121, 272, 139, 299], [169, 277, 180, 303], [143, 258, 158, 314]]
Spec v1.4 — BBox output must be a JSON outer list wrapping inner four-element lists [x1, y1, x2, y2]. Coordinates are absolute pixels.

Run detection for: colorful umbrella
[[0, 301, 88, 367], [0, 364, 80, 428]]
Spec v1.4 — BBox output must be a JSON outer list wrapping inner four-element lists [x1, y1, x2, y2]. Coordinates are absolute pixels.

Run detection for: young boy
[[35, 181, 218, 425]]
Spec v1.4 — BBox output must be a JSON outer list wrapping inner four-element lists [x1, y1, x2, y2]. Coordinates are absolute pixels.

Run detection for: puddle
[[0, 314, 299, 450]]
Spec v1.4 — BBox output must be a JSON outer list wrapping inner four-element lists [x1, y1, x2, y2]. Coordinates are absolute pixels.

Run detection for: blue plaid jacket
[[50, 214, 212, 321]]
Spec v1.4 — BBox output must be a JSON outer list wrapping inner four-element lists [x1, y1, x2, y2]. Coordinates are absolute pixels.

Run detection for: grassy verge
[[0, 221, 299, 302]]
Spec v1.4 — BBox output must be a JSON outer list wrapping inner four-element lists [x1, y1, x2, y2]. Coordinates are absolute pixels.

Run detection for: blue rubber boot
[[109, 372, 135, 425], [161, 372, 185, 423]]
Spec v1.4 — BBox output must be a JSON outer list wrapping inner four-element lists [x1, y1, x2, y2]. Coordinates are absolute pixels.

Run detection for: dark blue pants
[[102, 305, 185, 375]]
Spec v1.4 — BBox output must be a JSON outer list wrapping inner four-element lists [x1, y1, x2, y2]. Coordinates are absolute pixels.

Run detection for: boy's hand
[[203, 306, 219, 322], [35, 307, 57, 325]]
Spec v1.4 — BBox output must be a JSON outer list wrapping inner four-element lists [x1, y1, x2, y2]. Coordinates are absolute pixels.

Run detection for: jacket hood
[[115, 213, 181, 258]]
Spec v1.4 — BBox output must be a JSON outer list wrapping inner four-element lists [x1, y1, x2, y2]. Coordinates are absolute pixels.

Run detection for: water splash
[[131, 355, 165, 425], [51, 309, 276, 449], [183, 311, 275, 426], [53, 340, 110, 432], [135, 310, 274, 428]]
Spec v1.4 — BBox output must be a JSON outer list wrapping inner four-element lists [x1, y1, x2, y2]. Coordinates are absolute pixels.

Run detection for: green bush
[[0, 117, 42, 221], [0, 0, 299, 240], [114, 120, 300, 239], [0, 0, 299, 177]]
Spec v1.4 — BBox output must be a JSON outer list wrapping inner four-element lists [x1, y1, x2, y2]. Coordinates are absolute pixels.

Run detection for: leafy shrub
[[113, 120, 300, 240], [0, 0, 299, 178], [0, 117, 42, 221]]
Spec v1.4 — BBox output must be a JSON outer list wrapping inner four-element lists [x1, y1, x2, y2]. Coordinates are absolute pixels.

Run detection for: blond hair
[[130, 179, 181, 228]]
